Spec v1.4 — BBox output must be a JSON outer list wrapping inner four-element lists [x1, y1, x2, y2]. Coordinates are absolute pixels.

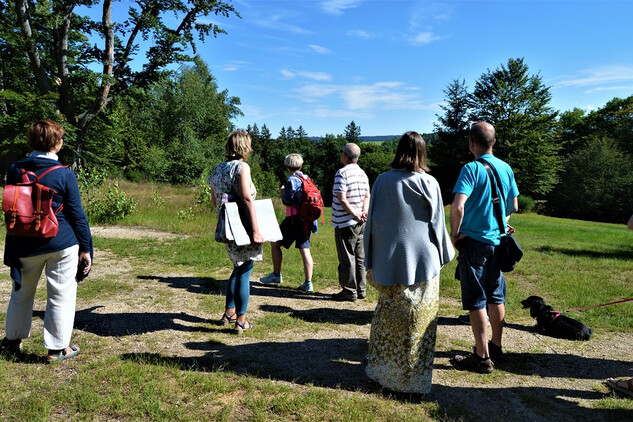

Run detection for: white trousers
[[5, 245, 79, 350]]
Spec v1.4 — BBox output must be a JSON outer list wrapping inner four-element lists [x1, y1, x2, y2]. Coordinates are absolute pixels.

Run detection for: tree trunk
[[14, 0, 51, 94]]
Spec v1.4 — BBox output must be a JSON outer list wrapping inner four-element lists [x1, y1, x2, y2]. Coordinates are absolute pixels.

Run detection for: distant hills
[[308, 133, 437, 144]]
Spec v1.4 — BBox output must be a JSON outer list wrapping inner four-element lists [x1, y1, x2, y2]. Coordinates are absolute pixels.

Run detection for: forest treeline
[[0, 2, 631, 223]]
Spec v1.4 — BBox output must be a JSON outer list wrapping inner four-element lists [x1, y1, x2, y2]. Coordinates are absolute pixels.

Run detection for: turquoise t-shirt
[[452, 154, 519, 245]]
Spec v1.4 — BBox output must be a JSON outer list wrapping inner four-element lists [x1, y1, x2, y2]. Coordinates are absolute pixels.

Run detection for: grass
[[1, 179, 633, 420]]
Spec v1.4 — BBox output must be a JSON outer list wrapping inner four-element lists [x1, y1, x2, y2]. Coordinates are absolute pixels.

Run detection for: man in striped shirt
[[331, 143, 371, 302]]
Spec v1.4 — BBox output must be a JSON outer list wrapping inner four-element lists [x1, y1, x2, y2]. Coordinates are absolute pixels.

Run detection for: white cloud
[[280, 69, 296, 78], [293, 81, 430, 111], [298, 71, 332, 81], [281, 69, 332, 81], [409, 31, 442, 46], [556, 66, 633, 88], [347, 29, 376, 39], [309, 44, 331, 54], [252, 14, 313, 35], [320, 0, 363, 16]]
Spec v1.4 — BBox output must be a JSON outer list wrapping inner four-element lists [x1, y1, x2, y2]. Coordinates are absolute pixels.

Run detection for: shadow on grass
[[259, 304, 373, 325], [428, 384, 632, 421], [535, 245, 633, 260], [121, 337, 372, 391], [67, 306, 216, 336], [437, 316, 536, 334], [435, 349, 633, 380], [140, 274, 337, 301]]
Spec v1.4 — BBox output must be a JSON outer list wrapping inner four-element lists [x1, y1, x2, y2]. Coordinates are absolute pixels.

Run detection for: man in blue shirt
[[449, 121, 519, 374]]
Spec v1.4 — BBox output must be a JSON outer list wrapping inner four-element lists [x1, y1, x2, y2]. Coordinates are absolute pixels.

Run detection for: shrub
[[517, 195, 535, 213], [77, 167, 137, 224]]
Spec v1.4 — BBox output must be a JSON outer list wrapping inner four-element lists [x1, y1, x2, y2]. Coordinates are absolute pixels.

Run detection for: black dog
[[521, 296, 593, 341]]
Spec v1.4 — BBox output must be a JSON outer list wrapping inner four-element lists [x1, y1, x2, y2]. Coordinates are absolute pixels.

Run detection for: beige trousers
[[5, 245, 79, 350]]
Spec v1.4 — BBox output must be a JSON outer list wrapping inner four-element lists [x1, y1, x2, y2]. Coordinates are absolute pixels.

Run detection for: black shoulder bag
[[477, 158, 523, 272]]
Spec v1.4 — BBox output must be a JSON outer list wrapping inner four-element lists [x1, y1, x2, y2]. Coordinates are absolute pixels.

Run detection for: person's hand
[[252, 231, 264, 245], [78, 251, 92, 275], [506, 224, 515, 235], [278, 185, 285, 198]]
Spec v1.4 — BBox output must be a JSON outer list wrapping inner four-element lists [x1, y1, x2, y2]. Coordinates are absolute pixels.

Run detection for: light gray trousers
[[5, 245, 79, 350]]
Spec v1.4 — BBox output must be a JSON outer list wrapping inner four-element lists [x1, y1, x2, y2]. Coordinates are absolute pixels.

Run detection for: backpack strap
[[477, 158, 506, 235], [19, 165, 66, 183]]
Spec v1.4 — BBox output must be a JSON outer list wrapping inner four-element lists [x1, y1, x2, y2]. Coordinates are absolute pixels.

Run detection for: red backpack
[[2, 165, 66, 238], [297, 174, 324, 232]]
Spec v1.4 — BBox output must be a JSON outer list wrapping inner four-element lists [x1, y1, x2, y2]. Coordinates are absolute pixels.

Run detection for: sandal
[[47, 345, 80, 364], [606, 378, 633, 398], [220, 312, 237, 326], [234, 320, 254, 335]]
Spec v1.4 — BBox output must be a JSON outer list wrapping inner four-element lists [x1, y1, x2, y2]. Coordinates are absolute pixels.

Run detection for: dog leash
[[564, 297, 633, 313]]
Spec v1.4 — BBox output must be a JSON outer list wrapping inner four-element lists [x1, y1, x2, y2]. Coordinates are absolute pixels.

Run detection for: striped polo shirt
[[331, 163, 370, 228]]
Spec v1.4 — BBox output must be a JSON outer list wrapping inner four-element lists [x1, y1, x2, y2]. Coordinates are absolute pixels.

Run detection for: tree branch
[[14, 0, 51, 94]]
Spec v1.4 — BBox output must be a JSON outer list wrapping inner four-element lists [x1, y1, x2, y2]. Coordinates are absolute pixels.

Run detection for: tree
[[546, 137, 633, 223], [344, 121, 361, 143], [6, 0, 239, 160], [430, 79, 472, 201], [470, 58, 560, 198]]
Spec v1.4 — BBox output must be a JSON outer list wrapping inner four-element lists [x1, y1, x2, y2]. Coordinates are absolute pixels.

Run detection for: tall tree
[[430, 79, 472, 201], [7, 0, 239, 159], [470, 58, 560, 197], [344, 121, 361, 143]]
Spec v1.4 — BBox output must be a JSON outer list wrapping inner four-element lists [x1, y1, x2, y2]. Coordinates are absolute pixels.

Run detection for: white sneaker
[[298, 281, 313, 292], [260, 272, 283, 284]]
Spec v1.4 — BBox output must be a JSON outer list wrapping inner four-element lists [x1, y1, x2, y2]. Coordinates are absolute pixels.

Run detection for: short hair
[[27, 120, 64, 152], [390, 131, 429, 172], [225, 129, 252, 160], [342, 143, 361, 162], [470, 121, 496, 148], [284, 153, 303, 171]]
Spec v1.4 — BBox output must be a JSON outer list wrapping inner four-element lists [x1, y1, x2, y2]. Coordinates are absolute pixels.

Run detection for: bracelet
[[450, 233, 460, 240]]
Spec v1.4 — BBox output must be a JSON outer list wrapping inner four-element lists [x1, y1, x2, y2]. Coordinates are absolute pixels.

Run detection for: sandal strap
[[235, 320, 253, 330], [222, 312, 236, 321]]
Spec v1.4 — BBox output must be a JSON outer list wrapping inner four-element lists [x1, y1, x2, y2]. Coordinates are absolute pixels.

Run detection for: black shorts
[[278, 216, 311, 249]]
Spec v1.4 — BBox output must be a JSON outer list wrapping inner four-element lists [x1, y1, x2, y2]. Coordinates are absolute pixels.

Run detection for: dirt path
[[2, 226, 631, 421]]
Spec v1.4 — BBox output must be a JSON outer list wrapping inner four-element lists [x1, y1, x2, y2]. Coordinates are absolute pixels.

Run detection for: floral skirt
[[365, 274, 440, 394]]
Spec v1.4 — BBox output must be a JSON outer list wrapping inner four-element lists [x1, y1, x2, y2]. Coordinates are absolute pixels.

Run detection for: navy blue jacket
[[4, 155, 92, 283]]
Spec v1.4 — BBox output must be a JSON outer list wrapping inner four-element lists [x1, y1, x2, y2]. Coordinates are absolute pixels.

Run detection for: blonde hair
[[27, 120, 64, 152], [284, 153, 303, 171], [225, 129, 252, 160]]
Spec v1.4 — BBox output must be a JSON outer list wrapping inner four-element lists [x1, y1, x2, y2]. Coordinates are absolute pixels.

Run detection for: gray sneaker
[[260, 273, 283, 284], [298, 281, 313, 292], [450, 352, 494, 374]]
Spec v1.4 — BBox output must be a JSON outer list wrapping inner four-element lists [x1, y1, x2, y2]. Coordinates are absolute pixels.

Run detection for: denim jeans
[[226, 260, 254, 315], [457, 237, 506, 310]]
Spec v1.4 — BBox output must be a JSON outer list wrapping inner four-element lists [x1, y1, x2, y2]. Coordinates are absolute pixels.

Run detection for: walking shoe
[[298, 281, 313, 292], [450, 352, 494, 374], [332, 290, 357, 302], [457, 313, 490, 325], [260, 272, 283, 284], [488, 341, 504, 363], [357, 291, 366, 300]]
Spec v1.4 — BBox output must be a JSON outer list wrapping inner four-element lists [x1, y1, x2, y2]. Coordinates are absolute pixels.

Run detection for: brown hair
[[225, 129, 252, 160], [27, 120, 64, 152], [390, 131, 429, 172]]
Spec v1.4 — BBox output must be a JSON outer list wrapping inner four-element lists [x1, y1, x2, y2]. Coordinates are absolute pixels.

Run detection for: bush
[[517, 195, 535, 213], [77, 167, 137, 224]]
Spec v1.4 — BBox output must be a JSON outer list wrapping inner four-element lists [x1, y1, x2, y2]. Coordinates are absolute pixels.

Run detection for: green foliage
[[77, 167, 137, 224], [344, 121, 361, 143], [430, 79, 472, 201], [546, 138, 633, 223], [470, 58, 560, 198], [517, 195, 535, 213]]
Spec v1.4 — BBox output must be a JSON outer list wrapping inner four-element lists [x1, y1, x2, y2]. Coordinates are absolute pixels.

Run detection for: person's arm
[[628, 213, 633, 230], [335, 191, 364, 222], [238, 163, 263, 244], [450, 193, 468, 248], [361, 191, 370, 222]]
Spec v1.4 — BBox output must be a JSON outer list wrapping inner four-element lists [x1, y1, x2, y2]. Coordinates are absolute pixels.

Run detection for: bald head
[[343, 143, 361, 162], [470, 121, 496, 150]]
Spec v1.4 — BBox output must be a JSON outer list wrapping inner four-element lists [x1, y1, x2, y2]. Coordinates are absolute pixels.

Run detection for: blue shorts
[[278, 216, 311, 249], [456, 237, 506, 310]]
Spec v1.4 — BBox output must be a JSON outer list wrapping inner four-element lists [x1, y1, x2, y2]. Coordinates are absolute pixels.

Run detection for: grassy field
[[1, 180, 632, 421]]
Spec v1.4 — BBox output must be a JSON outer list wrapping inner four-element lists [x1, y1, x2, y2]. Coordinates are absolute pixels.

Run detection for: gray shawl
[[364, 169, 454, 286]]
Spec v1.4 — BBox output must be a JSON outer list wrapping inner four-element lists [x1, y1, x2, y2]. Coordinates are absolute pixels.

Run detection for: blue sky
[[99, 0, 630, 138], [194, 0, 633, 137]]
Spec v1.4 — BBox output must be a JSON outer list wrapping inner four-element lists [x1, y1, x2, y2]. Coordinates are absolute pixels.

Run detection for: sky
[[123, 0, 633, 137]]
